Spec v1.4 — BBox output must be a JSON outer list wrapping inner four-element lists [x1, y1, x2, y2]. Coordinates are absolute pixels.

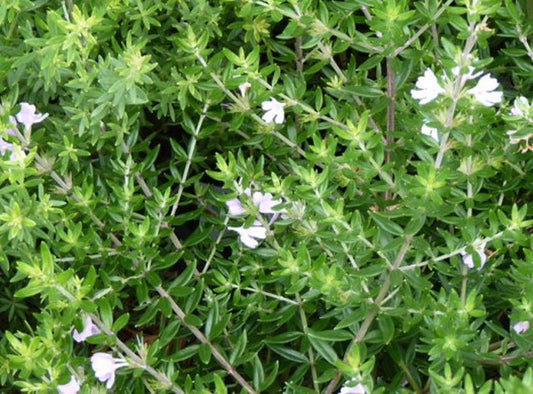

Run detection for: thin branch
[[230, 284, 298, 305], [169, 104, 209, 216], [478, 351, 533, 365], [296, 293, 320, 392], [155, 285, 257, 394], [391, 0, 454, 57], [434, 19, 484, 169], [517, 26, 533, 62], [325, 236, 412, 394], [399, 230, 506, 272], [295, 37, 304, 73], [54, 284, 183, 393], [385, 55, 396, 200], [201, 214, 230, 274]]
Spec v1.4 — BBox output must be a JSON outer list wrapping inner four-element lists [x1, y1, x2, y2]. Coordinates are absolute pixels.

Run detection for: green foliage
[[0, 0, 532, 393]]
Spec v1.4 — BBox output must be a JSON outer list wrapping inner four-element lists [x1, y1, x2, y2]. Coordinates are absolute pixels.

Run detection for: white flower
[[226, 188, 251, 216], [15, 102, 49, 130], [252, 192, 284, 214], [8, 145, 26, 162], [261, 98, 285, 124], [510, 96, 527, 116], [239, 82, 252, 97], [91, 352, 128, 389], [0, 138, 15, 156], [226, 188, 285, 216], [339, 382, 366, 394], [461, 243, 487, 269], [226, 198, 247, 216], [513, 321, 531, 334], [421, 123, 439, 142], [467, 74, 503, 107], [510, 96, 531, 121], [73, 315, 101, 343], [58, 376, 81, 394], [6, 116, 18, 136], [228, 220, 267, 248], [451, 66, 483, 81], [410, 69, 445, 104]]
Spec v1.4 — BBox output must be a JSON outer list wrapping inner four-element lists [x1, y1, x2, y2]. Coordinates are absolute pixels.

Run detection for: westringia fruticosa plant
[[0, 0, 532, 393]]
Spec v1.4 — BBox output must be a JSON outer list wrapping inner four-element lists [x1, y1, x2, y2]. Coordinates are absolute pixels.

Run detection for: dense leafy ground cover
[[1, 0, 532, 393]]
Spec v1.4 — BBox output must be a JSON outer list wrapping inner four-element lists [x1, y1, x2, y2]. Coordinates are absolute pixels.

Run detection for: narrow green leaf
[[308, 336, 339, 365], [307, 328, 353, 342], [112, 313, 130, 333], [230, 330, 247, 365]]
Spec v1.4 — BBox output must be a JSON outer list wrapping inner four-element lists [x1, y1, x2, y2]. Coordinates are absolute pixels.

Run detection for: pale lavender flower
[[239, 82, 252, 97], [261, 98, 285, 124], [410, 69, 445, 104], [510, 96, 531, 121], [15, 102, 49, 130], [226, 188, 251, 216], [0, 138, 15, 156], [91, 352, 128, 389], [513, 321, 530, 334], [9, 145, 25, 162], [73, 315, 101, 343], [339, 382, 366, 394], [421, 123, 439, 142], [252, 192, 284, 214], [58, 376, 81, 394], [226, 188, 285, 216], [228, 220, 267, 248], [226, 198, 247, 216], [467, 74, 503, 107], [510, 96, 527, 116], [6, 116, 18, 136], [461, 244, 487, 269]]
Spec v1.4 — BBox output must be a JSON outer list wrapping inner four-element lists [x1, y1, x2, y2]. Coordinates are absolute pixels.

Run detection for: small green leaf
[[198, 343, 211, 364], [308, 336, 339, 365], [230, 330, 247, 365], [307, 328, 353, 342], [112, 313, 130, 332], [213, 374, 227, 394], [369, 212, 404, 236], [267, 344, 308, 363]]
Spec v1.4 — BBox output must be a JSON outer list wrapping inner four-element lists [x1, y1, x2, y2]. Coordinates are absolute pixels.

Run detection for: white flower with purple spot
[[461, 243, 487, 269], [73, 315, 101, 343], [513, 321, 530, 334]]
